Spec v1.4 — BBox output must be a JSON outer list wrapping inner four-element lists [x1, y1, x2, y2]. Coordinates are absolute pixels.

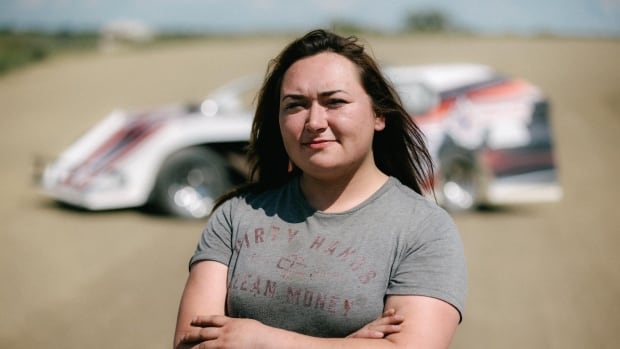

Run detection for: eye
[[327, 99, 347, 108], [283, 101, 305, 111]]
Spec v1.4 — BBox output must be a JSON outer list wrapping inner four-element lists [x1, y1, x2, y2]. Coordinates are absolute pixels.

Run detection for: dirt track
[[1, 35, 618, 348]]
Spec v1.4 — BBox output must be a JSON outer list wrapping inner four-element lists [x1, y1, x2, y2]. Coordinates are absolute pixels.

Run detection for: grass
[[0, 30, 222, 76], [0, 30, 103, 75]]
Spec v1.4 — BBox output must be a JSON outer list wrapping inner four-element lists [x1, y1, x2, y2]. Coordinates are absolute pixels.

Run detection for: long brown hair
[[214, 29, 434, 209]]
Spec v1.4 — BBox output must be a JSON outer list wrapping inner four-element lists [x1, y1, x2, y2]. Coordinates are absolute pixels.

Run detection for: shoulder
[[380, 178, 460, 246], [210, 178, 302, 220], [382, 177, 452, 221]]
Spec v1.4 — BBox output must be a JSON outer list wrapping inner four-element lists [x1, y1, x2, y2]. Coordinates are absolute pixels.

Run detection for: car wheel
[[439, 157, 478, 211], [149, 147, 231, 219], [437, 143, 487, 212]]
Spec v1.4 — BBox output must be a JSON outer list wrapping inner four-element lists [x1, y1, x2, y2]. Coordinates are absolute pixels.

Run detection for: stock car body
[[386, 64, 561, 211], [39, 63, 561, 218]]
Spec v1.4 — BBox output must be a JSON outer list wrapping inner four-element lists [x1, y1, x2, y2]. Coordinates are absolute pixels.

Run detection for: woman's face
[[278, 52, 385, 180]]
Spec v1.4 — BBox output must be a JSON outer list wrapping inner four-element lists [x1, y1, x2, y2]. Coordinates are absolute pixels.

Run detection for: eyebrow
[[281, 89, 346, 102]]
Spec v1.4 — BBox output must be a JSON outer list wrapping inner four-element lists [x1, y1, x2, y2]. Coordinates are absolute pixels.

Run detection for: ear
[[374, 114, 386, 131]]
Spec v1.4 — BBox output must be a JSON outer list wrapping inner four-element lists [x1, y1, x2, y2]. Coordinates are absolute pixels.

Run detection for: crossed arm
[[173, 261, 460, 349]]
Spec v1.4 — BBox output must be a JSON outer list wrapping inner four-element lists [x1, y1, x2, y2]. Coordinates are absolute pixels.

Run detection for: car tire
[[437, 143, 486, 212], [149, 147, 231, 219]]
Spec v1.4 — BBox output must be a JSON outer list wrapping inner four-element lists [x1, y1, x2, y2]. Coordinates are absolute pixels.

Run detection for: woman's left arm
[[182, 294, 460, 349], [380, 294, 460, 348]]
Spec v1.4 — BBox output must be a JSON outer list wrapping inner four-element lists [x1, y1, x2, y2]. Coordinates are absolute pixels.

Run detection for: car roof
[[384, 63, 500, 92]]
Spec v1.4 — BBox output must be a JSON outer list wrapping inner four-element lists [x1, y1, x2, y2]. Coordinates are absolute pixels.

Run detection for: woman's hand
[[346, 308, 404, 339], [178, 315, 267, 349]]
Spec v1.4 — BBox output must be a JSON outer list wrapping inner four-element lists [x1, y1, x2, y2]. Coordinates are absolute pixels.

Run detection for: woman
[[174, 29, 467, 349]]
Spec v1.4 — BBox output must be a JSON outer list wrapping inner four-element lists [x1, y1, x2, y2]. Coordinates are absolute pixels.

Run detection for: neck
[[299, 167, 388, 213]]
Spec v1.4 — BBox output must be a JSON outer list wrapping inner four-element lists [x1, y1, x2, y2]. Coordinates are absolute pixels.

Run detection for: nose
[[305, 102, 328, 133]]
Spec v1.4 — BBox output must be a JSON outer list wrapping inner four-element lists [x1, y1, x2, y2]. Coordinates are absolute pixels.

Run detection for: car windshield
[[394, 81, 438, 116], [204, 75, 261, 115]]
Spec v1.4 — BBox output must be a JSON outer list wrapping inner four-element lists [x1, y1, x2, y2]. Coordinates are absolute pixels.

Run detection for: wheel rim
[[167, 166, 219, 218], [442, 162, 476, 210]]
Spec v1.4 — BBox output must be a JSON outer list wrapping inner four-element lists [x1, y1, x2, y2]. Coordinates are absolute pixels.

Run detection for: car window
[[202, 75, 260, 116], [396, 82, 438, 116]]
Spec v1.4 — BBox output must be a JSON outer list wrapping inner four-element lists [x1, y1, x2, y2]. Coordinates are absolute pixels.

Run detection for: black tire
[[149, 147, 231, 219]]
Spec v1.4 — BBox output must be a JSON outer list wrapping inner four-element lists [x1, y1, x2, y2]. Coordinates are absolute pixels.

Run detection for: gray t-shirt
[[190, 177, 467, 337]]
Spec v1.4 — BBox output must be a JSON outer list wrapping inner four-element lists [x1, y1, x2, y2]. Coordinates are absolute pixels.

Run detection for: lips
[[302, 139, 336, 149]]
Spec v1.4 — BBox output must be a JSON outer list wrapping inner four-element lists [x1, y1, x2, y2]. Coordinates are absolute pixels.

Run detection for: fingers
[[179, 315, 229, 345], [370, 323, 402, 335], [375, 311, 405, 326], [347, 323, 401, 339], [363, 310, 404, 337], [180, 325, 222, 344], [347, 328, 385, 339], [346, 310, 404, 339], [190, 315, 228, 327], [383, 308, 397, 317]]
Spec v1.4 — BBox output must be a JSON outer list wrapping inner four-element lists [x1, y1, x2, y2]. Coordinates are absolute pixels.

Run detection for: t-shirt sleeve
[[386, 207, 467, 321], [189, 197, 237, 269]]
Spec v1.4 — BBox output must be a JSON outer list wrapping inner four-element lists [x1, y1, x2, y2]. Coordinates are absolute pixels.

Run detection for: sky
[[0, 0, 619, 37]]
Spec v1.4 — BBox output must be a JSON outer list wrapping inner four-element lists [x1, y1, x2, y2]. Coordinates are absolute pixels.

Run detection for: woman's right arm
[[173, 260, 229, 349]]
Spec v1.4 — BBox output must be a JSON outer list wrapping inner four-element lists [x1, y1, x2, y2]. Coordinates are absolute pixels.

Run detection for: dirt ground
[[1, 35, 618, 348]]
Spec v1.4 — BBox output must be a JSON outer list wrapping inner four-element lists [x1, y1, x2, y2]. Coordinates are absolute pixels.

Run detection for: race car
[[38, 63, 561, 218], [386, 64, 561, 211]]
